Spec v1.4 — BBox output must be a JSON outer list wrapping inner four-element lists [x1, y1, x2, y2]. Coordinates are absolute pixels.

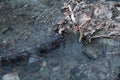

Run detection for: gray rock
[[83, 42, 100, 60], [52, 66, 60, 71], [28, 55, 39, 64], [2, 73, 20, 80], [83, 38, 120, 60], [42, 61, 47, 67]]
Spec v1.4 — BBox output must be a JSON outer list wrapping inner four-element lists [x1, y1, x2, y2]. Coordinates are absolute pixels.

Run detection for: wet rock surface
[[2, 73, 20, 80], [0, 0, 65, 55], [0, 0, 120, 80]]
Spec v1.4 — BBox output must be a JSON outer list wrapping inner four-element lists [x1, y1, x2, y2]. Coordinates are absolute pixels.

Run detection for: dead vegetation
[[54, 0, 120, 42]]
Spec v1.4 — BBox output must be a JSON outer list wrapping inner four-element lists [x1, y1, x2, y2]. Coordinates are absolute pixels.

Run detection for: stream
[[0, 0, 120, 80]]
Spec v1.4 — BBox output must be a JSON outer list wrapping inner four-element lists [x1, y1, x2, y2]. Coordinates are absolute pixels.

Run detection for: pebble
[[2, 73, 20, 80], [28, 55, 39, 64], [40, 68, 44, 71], [52, 66, 60, 71], [83, 45, 99, 60], [42, 61, 47, 67], [82, 41, 105, 60]]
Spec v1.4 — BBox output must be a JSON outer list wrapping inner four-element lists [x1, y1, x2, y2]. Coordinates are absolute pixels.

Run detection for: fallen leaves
[[54, 0, 120, 42]]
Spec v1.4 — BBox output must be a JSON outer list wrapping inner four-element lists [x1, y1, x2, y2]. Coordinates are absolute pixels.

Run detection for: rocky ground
[[0, 0, 120, 80]]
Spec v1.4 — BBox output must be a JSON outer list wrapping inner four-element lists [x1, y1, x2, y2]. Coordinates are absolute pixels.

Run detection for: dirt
[[0, 0, 120, 80]]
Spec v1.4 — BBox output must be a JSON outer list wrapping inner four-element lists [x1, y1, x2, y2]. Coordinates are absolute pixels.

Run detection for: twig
[[91, 34, 120, 39], [79, 20, 89, 42], [91, 35, 111, 39]]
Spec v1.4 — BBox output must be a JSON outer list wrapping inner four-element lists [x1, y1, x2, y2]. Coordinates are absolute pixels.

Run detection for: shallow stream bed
[[0, 0, 120, 80]]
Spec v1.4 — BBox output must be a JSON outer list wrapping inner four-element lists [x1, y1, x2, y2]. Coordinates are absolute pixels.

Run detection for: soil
[[0, 0, 120, 80]]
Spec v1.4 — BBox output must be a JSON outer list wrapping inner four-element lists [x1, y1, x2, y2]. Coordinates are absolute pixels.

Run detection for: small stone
[[83, 43, 100, 60], [40, 68, 44, 71], [3, 40, 7, 44], [0, 27, 9, 34], [27, 32, 32, 36], [42, 61, 47, 67], [28, 55, 39, 64], [52, 66, 60, 71], [2, 73, 20, 80], [100, 0, 106, 2]]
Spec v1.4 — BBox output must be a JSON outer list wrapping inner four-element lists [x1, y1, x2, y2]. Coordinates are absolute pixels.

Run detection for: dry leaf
[[79, 27, 84, 42], [108, 30, 120, 36], [90, 29, 96, 34], [55, 0, 120, 42], [73, 25, 79, 32], [96, 21, 106, 30]]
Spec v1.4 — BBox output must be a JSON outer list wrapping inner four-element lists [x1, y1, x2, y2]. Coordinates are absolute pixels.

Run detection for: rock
[[0, 51, 30, 66], [69, 67, 83, 80], [83, 37, 120, 59], [28, 55, 39, 64], [0, 27, 13, 34], [42, 61, 47, 67], [52, 66, 60, 71], [83, 43, 100, 60], [70, 67, 80, 76], [2, 73, 20, 80]]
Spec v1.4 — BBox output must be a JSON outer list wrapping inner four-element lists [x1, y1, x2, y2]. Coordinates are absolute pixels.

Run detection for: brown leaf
[[73, 25, 79, 32], [78, 20, 89, 42], [90, 29, 96, 34], [96, 21, 106, 30], [79, 27, 84, 42]]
